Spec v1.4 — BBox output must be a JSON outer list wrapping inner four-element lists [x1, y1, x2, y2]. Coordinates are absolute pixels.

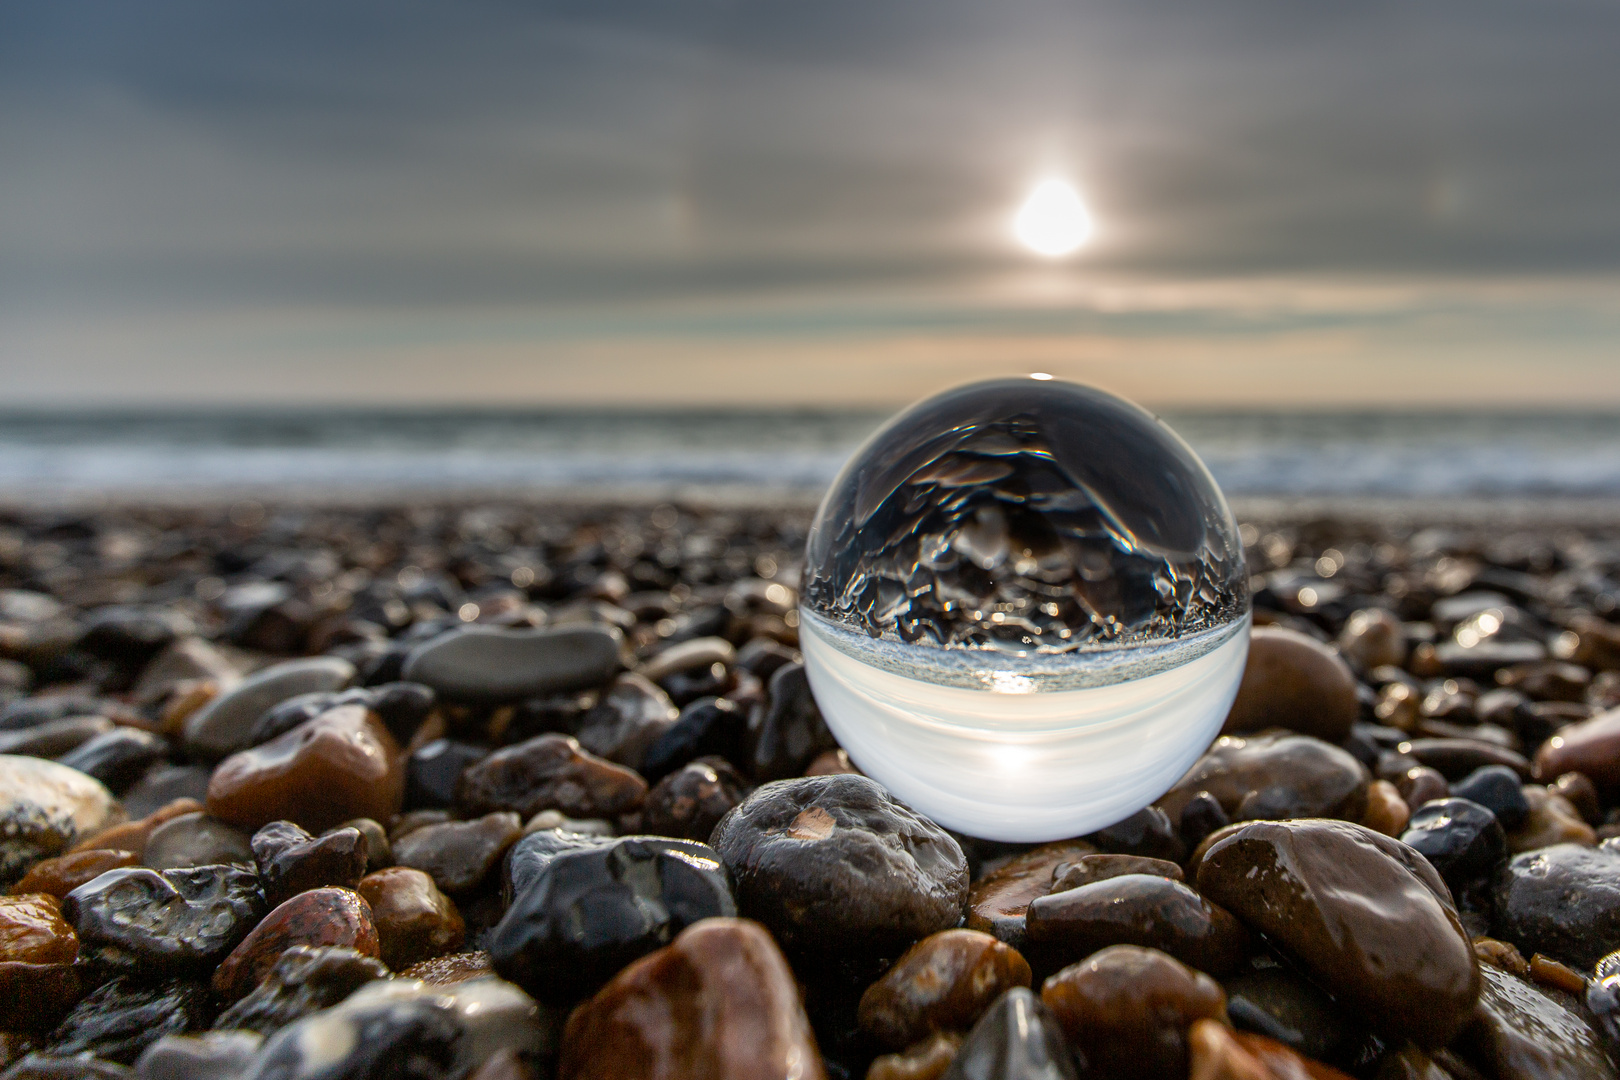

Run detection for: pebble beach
[[2, 496, 1620, 1079]]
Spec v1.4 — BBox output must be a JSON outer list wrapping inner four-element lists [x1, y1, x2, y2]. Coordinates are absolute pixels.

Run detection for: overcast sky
[[3, 0, 1619, 408]]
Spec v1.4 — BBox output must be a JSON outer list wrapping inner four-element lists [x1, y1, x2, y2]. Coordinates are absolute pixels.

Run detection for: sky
[[3, 0, 1619, 409]]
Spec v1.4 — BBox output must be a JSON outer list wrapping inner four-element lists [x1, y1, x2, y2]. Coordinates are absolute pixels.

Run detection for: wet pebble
[[1449, 764, 1532, 829], [1399, 738, 1529, 781], [1049, 854, 1183, 893], [939, 987, 1075, 1080], [858, 929, 1031, 1050], [357, 867, 465, 971], [1222, 965, 1353, 1064], [639, 696, 749, 783], [1359, 778, 1411, 836], [1492, 841, 1620, 968], [403, 950, 495, 986], [0, 716, 113, 759], [1507, 784, 1595, 852], [63, 864, 264, 974], [132, 1030, 262, 1080], [1399, 798, 1507, 891], [212, 887, 379, 1001], [640, 756, 747, 842], [1338, 607, 1408, 671], [393, 812, 521, 894], [455, 733, 646, 820], [55, 729, 168, 795], [1458, 964, 1618, 1080], [213, 944, 390, 1035], [0, 959, 83, 1032], [711, 775, 967, 966], [8, 848, 140, 898], [142, 813, 254, 870], [1156, 734, 1369, 825], [1222, 625, 1360, 741], [558, 917, 823, 1080], [966, 841, 1097, 951], [402, 624, 622, 704], [0, 755, 121, 887], [1026, 874, 1250, 977], [404, 739, 486, 810], [45, 977, 213, 1065], [181, 657, 354, 761], [575, 674, 678, 771], [1087, 805, 1184, 862], [751, 663, 838, 781], [250, 821, 368, 906], [0, 894, 76, 965], [867, 1032, 962, 1080]]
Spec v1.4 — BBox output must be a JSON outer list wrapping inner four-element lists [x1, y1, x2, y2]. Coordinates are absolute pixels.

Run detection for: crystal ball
[[800, 377, 1251, 841]]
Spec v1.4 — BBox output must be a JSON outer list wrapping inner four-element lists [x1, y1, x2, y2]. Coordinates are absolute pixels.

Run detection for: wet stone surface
[[455, 733, 647, 820], [1026, 873, 1250, 977], [1399, 797, 1508, 892], [1155, 733, 1370, 826], [1492, 841, 1620, 968], [251, 820, 369, 907], [63, 865, 264, 974], [213, 943, 391, 1036], [402, 624, 623, 704], [212, 887, 379, 1001], [356, 866, 465, 971], [940, 987, 1076, 1080], [45, 976, 213, 1065], [639, 756, 748, 842], [858, 929, 1031, 1050], [392, 812, 521, 894], [0, 755, 121, 887]]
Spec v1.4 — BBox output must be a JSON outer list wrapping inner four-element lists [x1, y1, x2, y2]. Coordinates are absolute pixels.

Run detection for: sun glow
[[1013, 179, 1094, 257]]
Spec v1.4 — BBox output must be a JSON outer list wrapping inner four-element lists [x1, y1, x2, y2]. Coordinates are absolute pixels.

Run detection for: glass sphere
[[800, 377, 1250, 841]]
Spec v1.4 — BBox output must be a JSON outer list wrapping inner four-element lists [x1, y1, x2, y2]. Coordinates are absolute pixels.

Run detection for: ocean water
[[0, 408, 1618, 502]]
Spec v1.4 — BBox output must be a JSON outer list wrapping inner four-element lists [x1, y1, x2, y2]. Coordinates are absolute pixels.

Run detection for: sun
[[1013, 179, 1094, 258]]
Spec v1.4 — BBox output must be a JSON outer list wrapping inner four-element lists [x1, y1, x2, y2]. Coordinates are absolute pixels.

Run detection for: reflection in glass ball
[[800, 377, 1251, 840]]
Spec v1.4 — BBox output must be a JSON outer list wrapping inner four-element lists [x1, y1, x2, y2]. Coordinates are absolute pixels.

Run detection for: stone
[[55, 729, 168, 795], [0, 961, 83, 1032], [1222, 966, 1353, 1065], [638, 637, 737, 683], [0, 756, 121, 887], [239, 975, 548, 1080], [71, 798, 204, 860], [1399, 798, 1508, 891], [502, 828, 615, 902], [142, 813, 254, 870], [45, 977, 212, 1065], [1536, 707, 1620, 798], [1358, 779, 1410, 837], [1455, 964, 1618, 1080], [1551, 770, 1601, 823], [405, 739, 486, 810], [1155, 734, 1369, 826], [1449, 765, 1531, 829], [1200, 1026, 1357, 1080], [132, 1030, 262, 1080], [130, 637, 241, 707], [1492, 842, 1620, 968], [78, 607, 194, 667], [558, 917, 824, 1080], [1, 1054, 135, 1079], [966, 841, 1097, 951], [212, 887, 379, 1001], [213, 944, 390, 1035], [251, 821, 369, 906], [1040, 945, 1226, 1080], [63, 865, 263, 974], [120, 767, 212, 821], [1222, 626, 1360, 741], [1338, 607, 1407, 671], [403, 950, 494, 986], [364, 682, 439, 745], [939, 987, 1076, 1080], [858, 929, 1031, 1050], [711, 775, 968, 965], [393, 813, 522, 894], [455, 734, 646, 820], [1026, 874, 1250, 977], [206, 704, 404, 834], [0, 895, 76, 965], [182, 657, 354, 761], [342, 818, 392, 872], [522, 810, 614, 836], [640, 756, 748, 843], [1197, 819, 1479, 1047], [868, 1033, 963, 1080], [750, 663, 839, 782], [402, 625, 622, 705], [1508, 785, 1595, 852], [640, 696, 749, 783], [1177, 791, 1231, 850], [357, 867, 465, 971], [1049, 854, 1183, 893], [575, 674, 679, 771], [8, 848, 139, 898], [1086, 806, 1185, 862], [1399, 739, 1529, 782], [0, 716, 113, 759], [489, 836, 735, 1002], [1395, 766, 1450, 813]]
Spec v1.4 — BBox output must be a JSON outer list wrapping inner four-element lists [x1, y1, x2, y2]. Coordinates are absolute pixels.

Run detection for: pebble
[[45, 977, 213, 1065], [1507, 785, 1595, 852], [120, 767, 212, 821], [0, 894, 76, 966], [55, 729, 168, 795], [867, 1032, 963, 1080], [0, 755, 121, 887], [640, 696, 749, 784], [1196, 819, 1479, 1047], [402, 624, 622, 704], [966, 841, 1097, 951], [1048, 854, 1183, 893], [404, 739, 487, 810], [213, 944, 390, 1035], [489, 836, 735, 1002], [132, 1030, 262, 1080], [858, 929, 1031, 1050], [1399, 798, 1507, 891], [750, 663, 839, 781], [393, 812, 521, 894], [1040, 945, 1226, 1080], [1395, 765, 1451, 812], [182, 657, 355, 761], [1449, 765, 1532, 829], [8, 848, 139, 897], [502, 828, 614, 901], [212, 887, 380, 1001], [575, 674, 679, 771], [1026, 874, 1250, 976], [1534, 705, 1620, 796], [1189, 1022, 1356, 1080], [63, 864, 263, 974], [938, 987, 1076, 1080], [130, 636, 240, 707], [1222, 625, 1360, 741], [1222, 966, 1351, 1064], [251, 821, 369, 906], [640, 756, 747, 842], [455, 734, 646, 821], [1338, 607, 1407, 671], [1177, 791, 1231, 850], [711, 775, 968, 965], [357, 867, 465, 970], [71, 797, 203, 859], [1358, 779, 1411, 836], [206, 704, 404, 834], [1399, 738, 1530, 781], [79, 606, 194, 667], [142, 813, 254, 870], [403, 950, 495, 986], [1460, 964, 1618, 1080], [558, 917, 823, 1080], [1551, 769, 1601, 823], [0, 959, 83, 1032], [0, 716, 113, 758], [1492, 842, 1620, 968], [1155, 734, 1370, 825], [637, 637, 736, 684]]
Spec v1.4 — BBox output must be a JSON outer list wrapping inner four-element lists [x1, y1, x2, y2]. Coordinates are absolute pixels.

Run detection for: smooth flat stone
[[182, 657, 355, 761], [402, 625, 622, 705]]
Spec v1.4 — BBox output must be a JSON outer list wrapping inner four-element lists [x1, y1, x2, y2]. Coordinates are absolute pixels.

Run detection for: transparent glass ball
[[800, 377, 1251, 841]]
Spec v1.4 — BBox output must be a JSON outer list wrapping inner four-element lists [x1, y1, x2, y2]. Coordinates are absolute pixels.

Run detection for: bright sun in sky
[[1013, 179, 1094, 257]]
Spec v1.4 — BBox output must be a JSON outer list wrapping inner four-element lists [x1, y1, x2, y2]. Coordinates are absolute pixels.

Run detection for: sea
[[1, 408, 1619, 509]]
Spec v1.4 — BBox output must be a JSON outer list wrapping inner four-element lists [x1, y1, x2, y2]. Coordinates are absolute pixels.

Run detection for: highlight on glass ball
[[800, 376, 1251, 841]]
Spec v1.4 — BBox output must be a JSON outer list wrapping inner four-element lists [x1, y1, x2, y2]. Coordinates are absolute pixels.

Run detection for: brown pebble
[[206, 705, 404, 833], [455, 733, 647, 820], [0, 960, 83, 1031], [1231, 1029, 1356, 1080], [1551, 771, 1601, 824], [1375, 1047, 1460, 1080], [641, 757, 748, 843], [392, 812, 521, 893], [966, 841, 1096, 950], [1026, 874, 1250, 976], [866, 1032, 962, 1080], [401, 949, 494, 985], [0, 895, 77, 964], [1157, 733, 1369, 825], [1532, 705, 1620, 796], [1041, 945, 1227, 1080], [356, 866, 465, 971], [1187, 1018, 1271, 1080], [1508, 785, 1595, 853], [1360, 780, 1411, 837], [559, 917, 825, 1080], [1339, 608, 1408, 671], [1396, 767, 1450, 813], [1472, 937, 1529, 977], [66, 797, 203, 858], [1528, 953, 1586, 994], [7, 849, 138, 898], [805, 749, 861, 777], [857, 929, 1031, 1050], [1049, 854, 1183, 893], [1221, 625, 1360, 741], [212, 886, 379, 1000]]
